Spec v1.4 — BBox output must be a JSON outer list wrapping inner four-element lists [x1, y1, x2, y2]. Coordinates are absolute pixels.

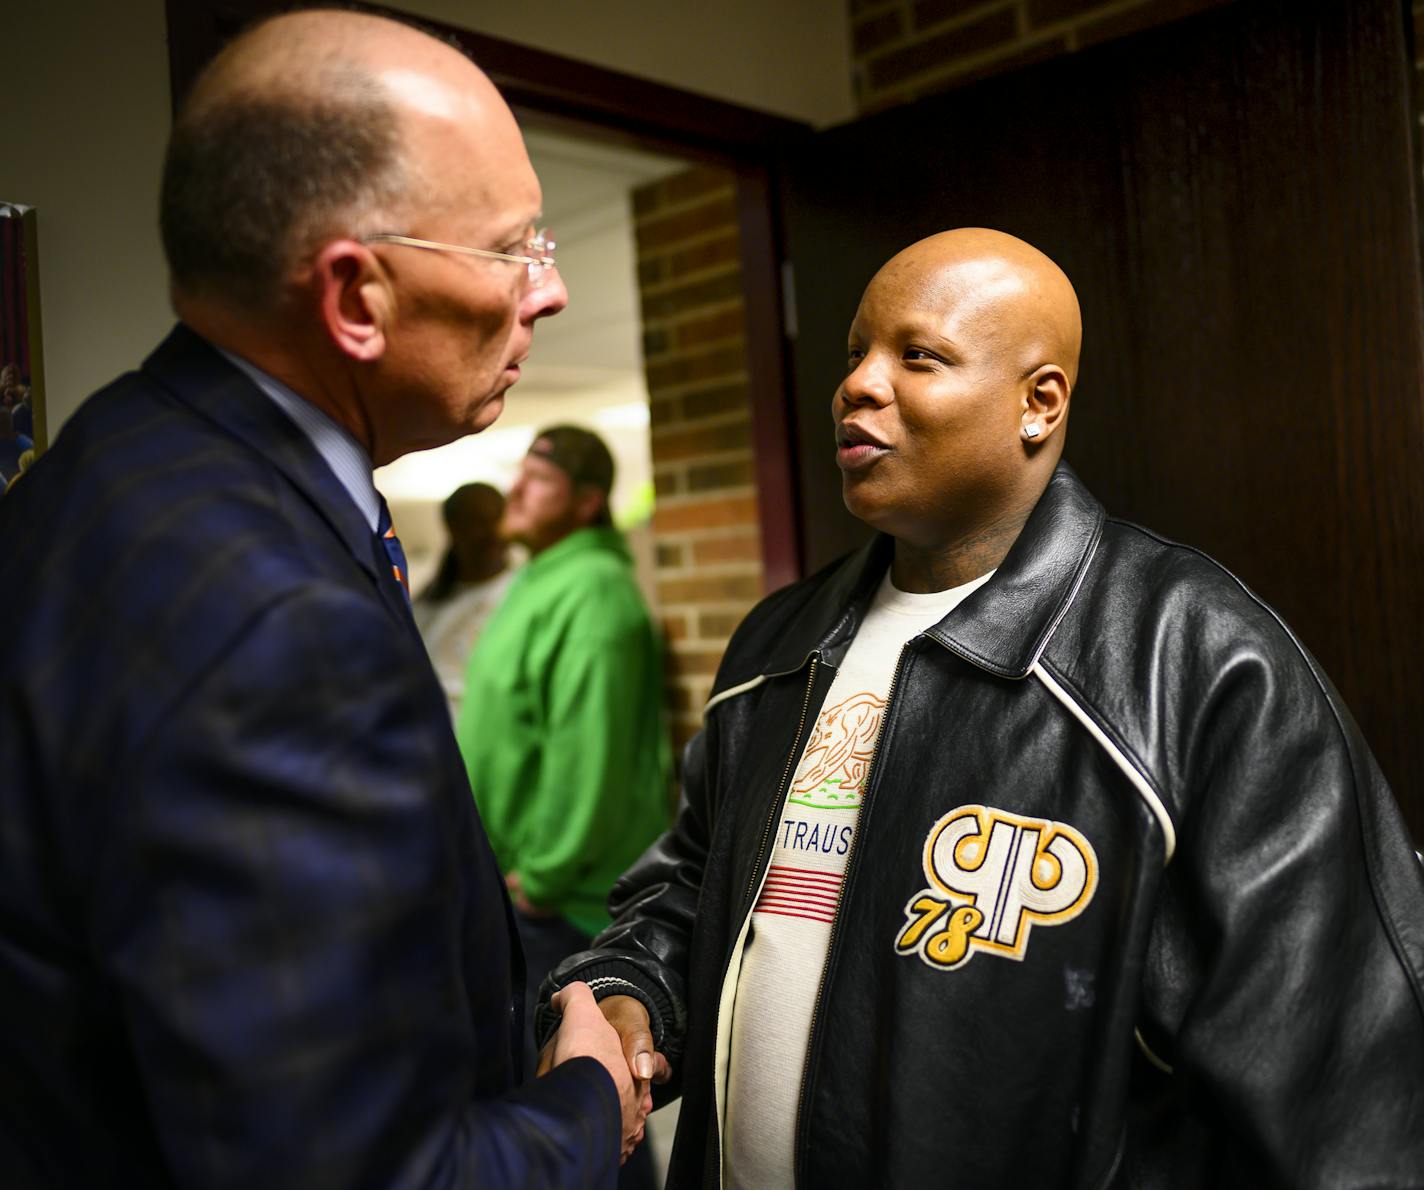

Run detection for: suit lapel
[[140, 325, 394, 605]]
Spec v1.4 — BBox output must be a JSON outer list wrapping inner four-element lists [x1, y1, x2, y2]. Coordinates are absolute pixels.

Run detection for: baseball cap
[[527, 425, 615, 495]]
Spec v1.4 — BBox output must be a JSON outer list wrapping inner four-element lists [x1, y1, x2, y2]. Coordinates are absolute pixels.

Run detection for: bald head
[[161, 9, 522, 313], [879, 228, 1081, 390], [186, 10, 474, 100]]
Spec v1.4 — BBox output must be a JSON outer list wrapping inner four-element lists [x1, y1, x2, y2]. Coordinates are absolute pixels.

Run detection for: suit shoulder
[[1, 370, 375, 713], [21, 371, 340, 592]]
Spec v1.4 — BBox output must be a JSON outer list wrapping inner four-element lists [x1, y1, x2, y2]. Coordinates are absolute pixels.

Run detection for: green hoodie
[[455, 525, 672, 936]]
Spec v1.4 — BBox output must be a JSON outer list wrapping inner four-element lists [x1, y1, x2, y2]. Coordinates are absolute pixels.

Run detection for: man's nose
[[837, 355, 893, 409], [524, 266, 569, 322]]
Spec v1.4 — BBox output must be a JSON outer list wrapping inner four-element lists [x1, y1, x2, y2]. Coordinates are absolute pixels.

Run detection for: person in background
[[414, 481, 515, 723], [0, 10, 652, 1186], [457, 426, 671, 1050]]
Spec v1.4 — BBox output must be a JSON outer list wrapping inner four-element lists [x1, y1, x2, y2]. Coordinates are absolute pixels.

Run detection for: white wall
[[1, 0, 174, 433], [5, 0, 852, 436]]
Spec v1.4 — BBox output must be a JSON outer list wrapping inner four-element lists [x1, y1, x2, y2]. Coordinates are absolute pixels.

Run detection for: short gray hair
[[159, 62, 408, 311]]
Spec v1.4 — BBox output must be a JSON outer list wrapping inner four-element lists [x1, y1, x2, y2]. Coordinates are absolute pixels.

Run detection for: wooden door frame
[[165, 1, 809, 591]]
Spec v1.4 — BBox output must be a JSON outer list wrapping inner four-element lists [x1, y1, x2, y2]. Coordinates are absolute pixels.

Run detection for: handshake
[[537, 986, 672, 1163]]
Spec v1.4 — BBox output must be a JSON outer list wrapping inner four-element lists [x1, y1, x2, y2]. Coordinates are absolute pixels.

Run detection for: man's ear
[[1021, 363, 1070, 444], [573, 485, 607, 528], [311, 240, 391, 362]]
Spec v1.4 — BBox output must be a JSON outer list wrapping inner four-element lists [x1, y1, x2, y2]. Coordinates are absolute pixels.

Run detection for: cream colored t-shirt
[[723, 568, 992, 1188], [413, 568, 516, 722]]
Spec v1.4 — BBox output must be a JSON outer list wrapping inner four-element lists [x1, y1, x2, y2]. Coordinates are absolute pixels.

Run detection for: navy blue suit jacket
[[0, 327, 618, 1187]]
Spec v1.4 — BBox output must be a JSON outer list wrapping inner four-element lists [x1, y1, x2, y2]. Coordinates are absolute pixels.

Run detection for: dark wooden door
[[780, 0, 1424, 834]]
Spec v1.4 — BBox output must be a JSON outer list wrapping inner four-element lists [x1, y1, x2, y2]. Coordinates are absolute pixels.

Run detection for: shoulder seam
[[1027, 515, 1104, 672], [704, 673, 768, 715], [1032, 659, 1177, 865]]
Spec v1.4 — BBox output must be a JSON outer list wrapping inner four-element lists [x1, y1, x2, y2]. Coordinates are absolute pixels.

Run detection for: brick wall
[[633, 166, 763, 755], [849, 0, 1233, 112]]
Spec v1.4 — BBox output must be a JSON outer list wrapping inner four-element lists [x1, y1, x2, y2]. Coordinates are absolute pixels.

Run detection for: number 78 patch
[[894, 804, 1098, 971]]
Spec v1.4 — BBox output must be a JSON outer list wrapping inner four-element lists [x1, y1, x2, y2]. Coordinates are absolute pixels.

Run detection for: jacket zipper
[[791, 644, 910, 1187], [713, 653, 820, 1187], [741, 655, 821, 911]]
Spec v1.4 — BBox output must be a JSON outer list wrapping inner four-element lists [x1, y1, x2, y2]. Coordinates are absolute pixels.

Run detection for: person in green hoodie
[[456, 425, 672, 1061]]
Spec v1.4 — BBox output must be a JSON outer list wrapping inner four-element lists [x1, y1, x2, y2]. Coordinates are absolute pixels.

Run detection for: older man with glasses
[[0, 9, 651, 1188]]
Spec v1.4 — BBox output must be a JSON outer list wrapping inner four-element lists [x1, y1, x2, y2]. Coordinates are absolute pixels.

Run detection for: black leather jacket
[[546, 465, 1424, 1188]]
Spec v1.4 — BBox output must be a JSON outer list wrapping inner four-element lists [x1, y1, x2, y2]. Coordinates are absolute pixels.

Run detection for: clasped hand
[[536, 988, 671, 1164]]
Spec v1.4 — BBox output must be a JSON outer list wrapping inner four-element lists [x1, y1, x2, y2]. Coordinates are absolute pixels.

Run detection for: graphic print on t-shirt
[[753, 690, 886, 923], [789, 690, 885, 810]]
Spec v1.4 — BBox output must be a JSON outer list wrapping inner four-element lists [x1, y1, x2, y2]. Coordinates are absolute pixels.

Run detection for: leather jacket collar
[[757, 462, 1107, 681]]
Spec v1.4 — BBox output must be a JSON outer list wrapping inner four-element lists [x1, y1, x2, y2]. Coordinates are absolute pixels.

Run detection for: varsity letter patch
[[895, 804, 1098, 970]]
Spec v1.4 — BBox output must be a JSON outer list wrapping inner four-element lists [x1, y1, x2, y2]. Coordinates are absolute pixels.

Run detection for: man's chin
[[842, 478, 899, 537], [498, 517, 533, 548], [841, 474, 877, 519], [469, 392, 507, 433]]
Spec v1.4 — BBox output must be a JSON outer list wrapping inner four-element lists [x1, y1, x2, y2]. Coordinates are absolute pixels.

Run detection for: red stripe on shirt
[[767, 864, 843, 883], [755, 905, 838, 924], [753, 863, 845, 920], [757, 865, 843, 911], [763, 872, 841, 889], [761, 875, 840, 896], [758, 892, 838, 913], [763, 876, 837, 899]]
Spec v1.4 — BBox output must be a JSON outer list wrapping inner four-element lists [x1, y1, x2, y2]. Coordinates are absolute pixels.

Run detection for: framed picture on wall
[[1, 201, 46, 493]]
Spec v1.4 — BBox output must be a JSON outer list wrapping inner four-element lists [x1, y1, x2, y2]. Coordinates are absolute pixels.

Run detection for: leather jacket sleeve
[[1128, 638, 1424, 1187]]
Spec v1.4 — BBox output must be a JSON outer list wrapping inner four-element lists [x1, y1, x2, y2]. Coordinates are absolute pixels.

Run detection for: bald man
[[541, 230, 1424, 1187], [0, 10, 650, 1188]]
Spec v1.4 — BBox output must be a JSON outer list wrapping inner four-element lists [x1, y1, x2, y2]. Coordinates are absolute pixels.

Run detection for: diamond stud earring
[[1022, 424, 1042, 440]]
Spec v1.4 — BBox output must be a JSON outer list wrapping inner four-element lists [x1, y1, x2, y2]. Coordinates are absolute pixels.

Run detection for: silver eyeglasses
[[363, 228, 557, 283]]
